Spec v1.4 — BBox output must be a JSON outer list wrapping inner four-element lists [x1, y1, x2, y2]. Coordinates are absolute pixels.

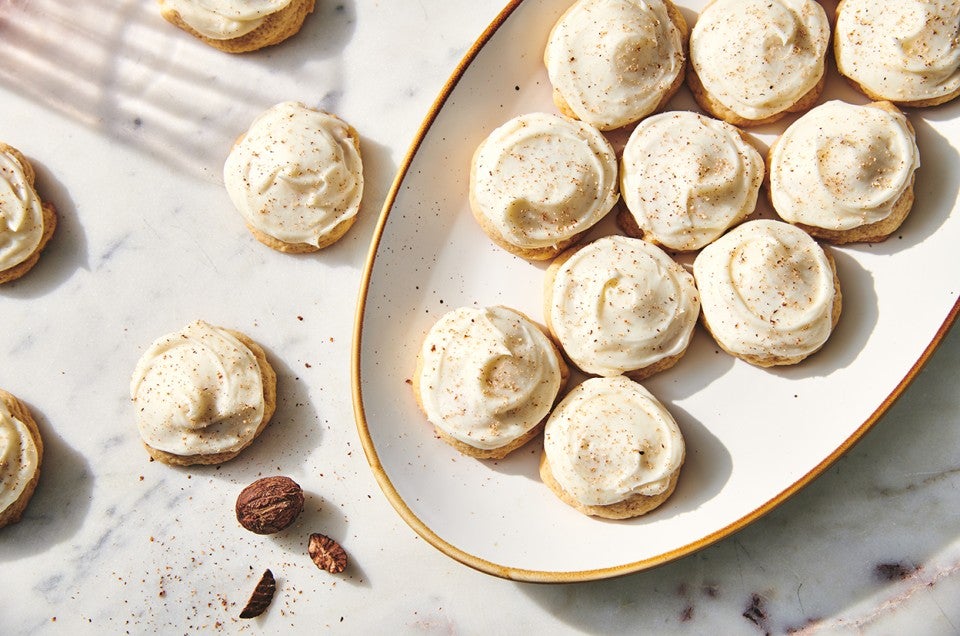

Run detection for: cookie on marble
[[544, 235, 700, 380], [412, 306, 568, 459], [0, 388, 43, 529], [544, 0, 688, 131], [224, 101, 364, 253], [768, 100, 920, 244], [0, 143, 57, 285], [693, 220, 842, 367], [130, 320, 277, 466], [834, 0, 960, 107], [469, 112, 619, 260], [618, 111, 764, 251], [687, 0, 830, 127], [540, 376, 685, 519], [158, 0, 316, 53]]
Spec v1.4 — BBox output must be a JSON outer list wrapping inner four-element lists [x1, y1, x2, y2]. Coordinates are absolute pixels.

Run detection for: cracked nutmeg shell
[[239, 569, 276, 619], [308, 533, 348, 573], [236, 476, 304, 534]]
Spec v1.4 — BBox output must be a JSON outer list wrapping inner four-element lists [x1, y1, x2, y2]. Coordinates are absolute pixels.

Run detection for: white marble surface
[[0, 1, 958, 634]]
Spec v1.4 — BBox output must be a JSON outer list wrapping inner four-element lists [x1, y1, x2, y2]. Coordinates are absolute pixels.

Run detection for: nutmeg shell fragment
[[235, 476, 304, 534], [308, 533, 348, 573], [239, 569, 276, 619]]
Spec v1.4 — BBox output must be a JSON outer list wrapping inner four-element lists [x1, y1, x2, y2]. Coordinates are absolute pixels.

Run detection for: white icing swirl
[[621, 111, 764, 250], [417, 306, 563, 451], [131, 321, 266, 456], [0, 150, 44, 272], [545, 0, 685, 130], [690, 0, 829, 120], [836, 0, 960, 104], [548, 235, 699, 376], [470, 112, 618, 250], [543, 376, 684, 506], [0, 401, 40, 514], [693, 220, 836, 362], [160, 0, 293, 40], [224, 102, 363, 247], [770, 101, 920, 231]]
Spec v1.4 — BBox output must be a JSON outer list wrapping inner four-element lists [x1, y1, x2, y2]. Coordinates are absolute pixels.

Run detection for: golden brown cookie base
[[792, 185, 914, 245], [616, 206, 647, 242], [539, 452, 681, 519], [766, 101, 917, 244], [412, 308, 569, 459], [623, 351, 685, 382], [687, 61, 826, 128], [0, 388, 44, 529], [143, 329, 278, 467], [159, 0, 316, 53], [701, 250, 843, 367], [432, 421, 546, 460], [248, 214, 357, 253], [543, 240, 691, 379], [0, 144, 58, 285], [839, 77, 960, 109], [547, 0, 689, 131]]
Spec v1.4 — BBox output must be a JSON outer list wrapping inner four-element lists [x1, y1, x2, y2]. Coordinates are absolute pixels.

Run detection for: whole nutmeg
[[236, 476, 304, 534]]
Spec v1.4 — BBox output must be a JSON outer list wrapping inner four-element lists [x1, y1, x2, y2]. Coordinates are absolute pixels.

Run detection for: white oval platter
[[352, 0, 960, 581]]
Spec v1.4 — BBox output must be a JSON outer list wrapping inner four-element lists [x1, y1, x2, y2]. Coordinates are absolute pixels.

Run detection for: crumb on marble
[[743, 593, 769, 632]]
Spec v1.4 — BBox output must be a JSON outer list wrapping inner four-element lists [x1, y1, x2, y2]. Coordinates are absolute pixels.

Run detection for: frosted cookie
[[224, 101, 363, 253], [835, 0, 960, 107], [469, 112, 619, 260], [0, 143, 57, 285], [769, 100, 920, 244], [688, 0, 830, 127], [545, 235, 699, 380], [544, 0, 687, 131], [0, 389, 43, 529], [693, 220, 841, 367], [619, 111, 764, 251], [158, 0, 315, 53], [130, 320, 277, 466], [412, 306, 568, 459], [540, 376, 685, 519]]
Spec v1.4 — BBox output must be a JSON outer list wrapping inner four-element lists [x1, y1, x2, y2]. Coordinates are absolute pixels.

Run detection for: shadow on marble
[[254, 0, 358, 66], [515, 322, 960, 634], [268, 489, 371, 588], [338, 551, 372, 588], [0, 157, 89, 298], [0, 0, 357, 181], [233, 344, 325, 469], [0, 401, 93, 560]]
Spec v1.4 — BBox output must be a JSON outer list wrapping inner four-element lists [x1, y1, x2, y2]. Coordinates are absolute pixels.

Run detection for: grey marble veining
[[1, 1, 958, 634]]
